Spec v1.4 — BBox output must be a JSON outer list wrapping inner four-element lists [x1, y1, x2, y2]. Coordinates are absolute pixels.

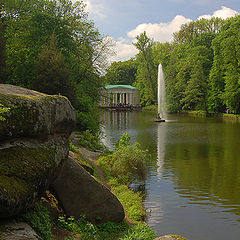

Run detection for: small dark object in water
[[155, 118, 165, 122]]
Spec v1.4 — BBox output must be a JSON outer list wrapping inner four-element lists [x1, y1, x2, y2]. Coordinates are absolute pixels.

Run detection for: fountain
[[155, 63, 167, 122]]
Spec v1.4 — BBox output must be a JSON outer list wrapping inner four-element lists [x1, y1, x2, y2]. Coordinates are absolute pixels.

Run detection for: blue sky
[[82, 0, 239, 61]]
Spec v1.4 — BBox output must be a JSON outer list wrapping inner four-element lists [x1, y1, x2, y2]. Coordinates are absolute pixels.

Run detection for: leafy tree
[[173, 17, 225, 45], [32, 34, 75, 103], [133, 31, 157, 105], [208, 16, 240, 113], [2, 0, 110, 133], [103, 59, 137, 85]]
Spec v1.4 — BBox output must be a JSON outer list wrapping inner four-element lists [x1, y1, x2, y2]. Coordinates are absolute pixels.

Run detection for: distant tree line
[[0, 0, 113, 133], [104, 15, 240, 114]]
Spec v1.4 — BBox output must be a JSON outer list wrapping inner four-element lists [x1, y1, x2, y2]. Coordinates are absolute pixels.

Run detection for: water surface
[[100, 111, 240, 240]]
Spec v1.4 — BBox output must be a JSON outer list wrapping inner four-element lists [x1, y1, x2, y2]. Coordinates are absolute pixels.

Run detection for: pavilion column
[[108, 93, 110, 105], [120, 93, 122, 104], [112, 93, 115, 104], [129, 93, 132, 105]]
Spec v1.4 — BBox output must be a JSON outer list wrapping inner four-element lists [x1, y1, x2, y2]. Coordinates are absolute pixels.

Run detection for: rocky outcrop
[[52, 155, 125, 223], [1, 222, 42, 240], [0, 84, 75, 218]]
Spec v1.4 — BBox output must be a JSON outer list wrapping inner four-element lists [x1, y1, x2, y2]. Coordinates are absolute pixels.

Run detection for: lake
[[100, 110, 240, 240]]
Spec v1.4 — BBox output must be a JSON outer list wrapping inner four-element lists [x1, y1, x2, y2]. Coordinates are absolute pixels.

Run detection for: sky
[[81, 0, 239, 62]]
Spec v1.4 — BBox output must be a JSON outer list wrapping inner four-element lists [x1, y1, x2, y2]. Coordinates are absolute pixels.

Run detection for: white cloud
[[198, 6, 239, 20], [111, 15, 191, 62], [85, 0, 107, 19], [127, 15, 191, 43], [110, 6, 239, 62], [109, 38, 138, 62]]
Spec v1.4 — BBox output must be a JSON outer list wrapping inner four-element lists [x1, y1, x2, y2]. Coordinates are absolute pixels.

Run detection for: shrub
[[75, 130, 104, 151], [98, 141, 150, 184], [20, 203, 53, 240], [115, 132, 131, 149]]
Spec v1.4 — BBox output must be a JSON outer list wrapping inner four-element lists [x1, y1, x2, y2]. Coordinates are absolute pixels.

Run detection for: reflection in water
[[100, 111, 240, 240], [157, 122, 166, 178]]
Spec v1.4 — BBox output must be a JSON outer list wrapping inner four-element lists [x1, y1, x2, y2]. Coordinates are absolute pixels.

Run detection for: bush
[[75, 130, 104, 151], [20, 203, 53, 240], [98, 142, 150, 184]]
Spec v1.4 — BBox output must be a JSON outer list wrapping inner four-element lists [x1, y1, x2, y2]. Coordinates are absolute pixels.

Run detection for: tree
[[103, 59, 137, 85], [32, 34, 75, 103], [2, 0, 110, 133], [133, 31, 157, 105], [208, 16, 240, 113], [173, 17, 225, 45]]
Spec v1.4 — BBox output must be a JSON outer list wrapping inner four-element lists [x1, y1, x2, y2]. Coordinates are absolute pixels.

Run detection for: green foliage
[[119, 223, 157, 240], [112, 184, 145, 223], [99, 142, 150, 184], [69, 141, 76, 152], [20, 203, 53, 240], [32, 34, 76, 104], [0, 104, 9, 121], [103, 59, 137, 85], [133, 31, 157, 105], [98, 133, 151, 223], [1, 0, 109, 133], [115, 132, 131, 149], [58, 216, 129, 240], [208, 15, 240, 113], [75, 130, 104, 151]]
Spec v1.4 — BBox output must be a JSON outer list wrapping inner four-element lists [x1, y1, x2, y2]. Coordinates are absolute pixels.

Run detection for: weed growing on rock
[[0, 104, 10, 121]]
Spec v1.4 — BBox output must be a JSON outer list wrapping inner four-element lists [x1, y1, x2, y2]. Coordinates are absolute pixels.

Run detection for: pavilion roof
[[104, 85, 138, 90]]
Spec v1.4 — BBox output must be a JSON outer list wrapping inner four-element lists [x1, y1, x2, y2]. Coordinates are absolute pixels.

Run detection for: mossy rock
[[0, 84, 76, 218], [0, 84, 75, 140], [0, 137, 69, 218]]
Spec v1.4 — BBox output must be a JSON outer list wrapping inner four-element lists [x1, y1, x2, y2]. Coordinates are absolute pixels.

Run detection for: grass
[[19, 203, 54, 240]]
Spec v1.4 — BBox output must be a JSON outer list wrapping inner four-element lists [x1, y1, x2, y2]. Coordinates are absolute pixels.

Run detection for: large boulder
[[52, 155, 125, 223], [0, 84, 75, 218]]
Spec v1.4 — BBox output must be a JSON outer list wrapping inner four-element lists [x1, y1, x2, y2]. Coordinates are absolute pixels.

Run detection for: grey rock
[[1, 222, 42, 240], [52, 155, 125, 223]]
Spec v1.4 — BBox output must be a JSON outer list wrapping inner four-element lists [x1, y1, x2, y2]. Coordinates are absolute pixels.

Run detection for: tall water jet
[[156, 63, 167, 122]]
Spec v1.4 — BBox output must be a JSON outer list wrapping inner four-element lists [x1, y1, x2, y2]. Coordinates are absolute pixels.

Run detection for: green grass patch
[[119, 223, 157, 240], [58, 216, 129, 240], [19, 203, 53, 240], [111, 184, 145, 223]]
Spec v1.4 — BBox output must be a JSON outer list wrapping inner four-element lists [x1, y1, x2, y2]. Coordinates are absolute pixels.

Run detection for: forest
[[1, 0, 240, 136], [104, 15, 240, 114]]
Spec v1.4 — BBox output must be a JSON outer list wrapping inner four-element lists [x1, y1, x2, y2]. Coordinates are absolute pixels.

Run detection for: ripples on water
[[101, 111, 240, 240]]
